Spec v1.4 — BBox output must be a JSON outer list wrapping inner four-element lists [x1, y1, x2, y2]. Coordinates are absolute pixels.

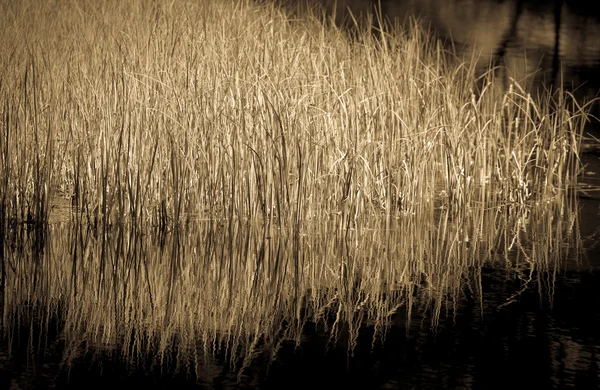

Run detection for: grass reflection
[[2, 197, 581, 380]]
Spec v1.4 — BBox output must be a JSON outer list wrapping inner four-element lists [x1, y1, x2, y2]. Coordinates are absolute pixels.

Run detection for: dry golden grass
[[0, 0, 591, 382], [0, 0, 590, 228]]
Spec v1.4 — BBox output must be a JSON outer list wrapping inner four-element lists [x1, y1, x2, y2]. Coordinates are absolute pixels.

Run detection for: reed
[[0, 0, 589, 230], [0, 0, 592, 384]]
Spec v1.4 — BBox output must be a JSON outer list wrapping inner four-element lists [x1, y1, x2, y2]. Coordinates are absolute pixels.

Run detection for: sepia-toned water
[[1, 203, 598, 389]]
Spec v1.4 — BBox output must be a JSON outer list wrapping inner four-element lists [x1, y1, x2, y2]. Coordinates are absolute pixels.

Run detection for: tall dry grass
[[0, 0, 592, 383], [0, 0, 590, 230]]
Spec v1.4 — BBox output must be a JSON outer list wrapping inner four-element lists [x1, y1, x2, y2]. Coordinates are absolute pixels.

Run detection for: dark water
[[314, 0, 600, 119], [2, 1, 600, 389], [4, 271, 600, 389], [2, 262, 600, 389], [1, 201, 599, 389], [266, 270, 600, 390], [383, 0, 600, 85]]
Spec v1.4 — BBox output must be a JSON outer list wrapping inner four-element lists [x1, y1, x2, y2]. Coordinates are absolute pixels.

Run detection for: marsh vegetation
[[0, 0, 595, 386]]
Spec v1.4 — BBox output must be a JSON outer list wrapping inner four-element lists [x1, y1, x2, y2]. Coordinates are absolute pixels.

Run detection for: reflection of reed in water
[[0, 191, 584, 383]]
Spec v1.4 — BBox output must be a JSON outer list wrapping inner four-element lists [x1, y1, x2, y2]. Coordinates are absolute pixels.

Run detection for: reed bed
[[0, 0, 589, 229], [0, 0, 591, 383]]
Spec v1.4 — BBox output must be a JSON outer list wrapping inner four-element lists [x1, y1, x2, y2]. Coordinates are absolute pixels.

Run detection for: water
[[311, 0, 600, 126], [382, 0, 600, 129], [267, 269, 600, 389], [1, 201, 598, 389], [2, 1, 600, 389]]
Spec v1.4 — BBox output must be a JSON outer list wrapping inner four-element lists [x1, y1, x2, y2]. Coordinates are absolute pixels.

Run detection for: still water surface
[[2, 1, 600, 389], [2, 198, 598, 389]]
